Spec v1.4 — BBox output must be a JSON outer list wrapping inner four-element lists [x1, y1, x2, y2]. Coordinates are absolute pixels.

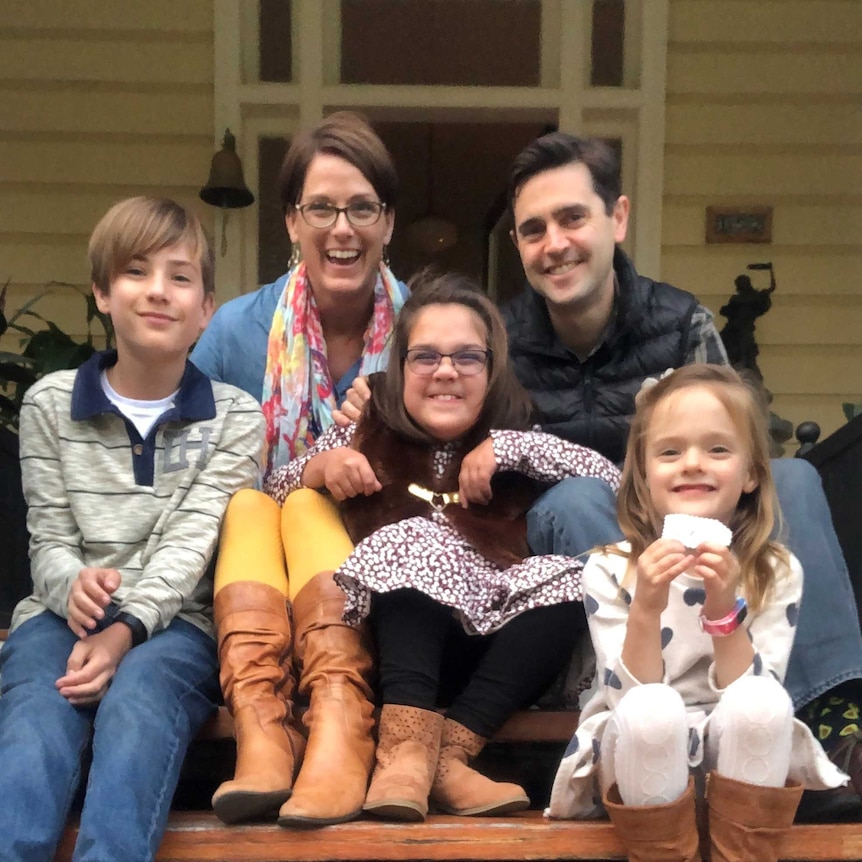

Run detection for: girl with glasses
[[264, 270, 621, 822], [190, 112, 407, 828]]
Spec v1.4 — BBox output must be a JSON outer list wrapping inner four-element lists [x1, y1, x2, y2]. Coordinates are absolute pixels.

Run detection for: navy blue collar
[[70, 350, 216, 422]]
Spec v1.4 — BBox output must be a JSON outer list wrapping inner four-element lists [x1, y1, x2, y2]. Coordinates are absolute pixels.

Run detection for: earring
[[382, 244, 391, 268], [289, 243, 302, 269]]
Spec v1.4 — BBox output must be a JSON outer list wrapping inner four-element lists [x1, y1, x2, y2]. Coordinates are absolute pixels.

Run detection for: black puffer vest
[[503, 248, 699, 464], [339, 403, 545, 569]]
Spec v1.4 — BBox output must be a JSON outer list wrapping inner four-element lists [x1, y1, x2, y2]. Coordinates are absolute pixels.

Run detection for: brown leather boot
[[211, 581, 306, 824], [430, 718, 529, 815], [364, 705, 445, 822], [708, 770, 803, 862], [277, 571, 376, 827], [603, 777, 702, 862]]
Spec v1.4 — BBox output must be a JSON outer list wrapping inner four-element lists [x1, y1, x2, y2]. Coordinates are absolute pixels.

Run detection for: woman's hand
[[694, 542, 742, 619], [633, 538, 695, 616], [458, 437, 497, 506], [333, 376, 371, 427], [306, 448, 382, 501]]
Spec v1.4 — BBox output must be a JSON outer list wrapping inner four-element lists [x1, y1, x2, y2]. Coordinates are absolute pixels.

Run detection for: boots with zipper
[[363, 704, 445, 822], [707, 770, 803, 862], [430, 718, 530, 815], [277, 571, 376, 827], [603, 777, 702, 862], [211, 581, 306, 824]]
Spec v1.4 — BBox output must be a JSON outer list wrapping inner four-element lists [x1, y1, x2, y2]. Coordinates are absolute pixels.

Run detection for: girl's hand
[[633, 538, 695, 615], [458, 437, 497, 506], [694, 542, 742, 618], [315, 449, 382, 501]]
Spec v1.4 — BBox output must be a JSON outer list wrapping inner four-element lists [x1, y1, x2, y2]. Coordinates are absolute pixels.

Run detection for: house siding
[[0, 0, 214, 344], [663, 0, 862, 442]]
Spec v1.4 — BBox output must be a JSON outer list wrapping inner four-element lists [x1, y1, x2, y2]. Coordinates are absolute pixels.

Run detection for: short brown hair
[[89, 197, 214, 296], [278, 111, 398, 215], [371, 269, 534, 443], [509, 132, 621, 216]]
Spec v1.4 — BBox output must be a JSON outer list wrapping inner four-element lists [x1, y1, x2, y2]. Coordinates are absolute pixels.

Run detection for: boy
[[0, 197, 265, 861]]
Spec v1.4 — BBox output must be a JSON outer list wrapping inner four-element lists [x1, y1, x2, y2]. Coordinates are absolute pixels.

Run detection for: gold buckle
[[408, 483, 460, 512]]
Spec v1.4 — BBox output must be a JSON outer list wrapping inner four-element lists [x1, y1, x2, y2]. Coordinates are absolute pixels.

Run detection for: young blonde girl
[[548, 365, 847, 862], [265, 271, 620, 822]]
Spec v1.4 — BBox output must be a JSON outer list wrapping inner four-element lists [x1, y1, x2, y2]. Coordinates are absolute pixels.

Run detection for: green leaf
[[7, 290, 53, 326]]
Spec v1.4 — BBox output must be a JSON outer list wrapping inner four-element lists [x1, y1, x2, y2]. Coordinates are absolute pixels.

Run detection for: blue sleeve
[[190, 311, 226, 383]]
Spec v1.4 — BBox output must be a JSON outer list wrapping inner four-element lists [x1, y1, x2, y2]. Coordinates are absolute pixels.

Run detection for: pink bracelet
[[698, 597, 748, 637]]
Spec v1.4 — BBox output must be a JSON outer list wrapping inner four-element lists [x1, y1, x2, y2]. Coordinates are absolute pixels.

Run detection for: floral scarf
[[260, 262, 404, 481]]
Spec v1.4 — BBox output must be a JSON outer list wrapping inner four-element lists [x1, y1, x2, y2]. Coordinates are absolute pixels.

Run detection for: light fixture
[[199, 128, 255, 255], [406, 124, 457, 255]]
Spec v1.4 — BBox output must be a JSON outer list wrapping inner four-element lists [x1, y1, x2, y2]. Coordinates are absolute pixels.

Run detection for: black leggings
[[370, 588, 586, 738]]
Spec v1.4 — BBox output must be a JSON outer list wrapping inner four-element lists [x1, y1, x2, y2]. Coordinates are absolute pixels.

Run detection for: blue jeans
[[0, 609, 219, 862], [527, 460, 862, 710]]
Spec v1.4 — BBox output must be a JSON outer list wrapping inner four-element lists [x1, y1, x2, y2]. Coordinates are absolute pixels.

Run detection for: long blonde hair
[[616, 364, 787, 611]]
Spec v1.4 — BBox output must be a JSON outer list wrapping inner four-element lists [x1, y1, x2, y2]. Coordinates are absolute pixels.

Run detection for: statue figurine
[[719, 263, 792, 456], [719, 262, 775, 381]]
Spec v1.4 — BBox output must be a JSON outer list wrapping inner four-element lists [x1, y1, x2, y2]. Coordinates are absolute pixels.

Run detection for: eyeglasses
[[405, 348, 491, 376], [295, 201, 387, 229]]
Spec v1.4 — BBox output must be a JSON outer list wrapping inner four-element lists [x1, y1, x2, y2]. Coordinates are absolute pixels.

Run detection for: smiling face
[[402, 303, 489, 442], [286, 152, 394, 303], [645, 384, 758, 527], [94, 241, 213, 364], [511, 161, 628, 314]]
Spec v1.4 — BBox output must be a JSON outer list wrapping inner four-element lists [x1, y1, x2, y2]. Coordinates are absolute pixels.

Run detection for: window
[[214, 0, 667, 299]]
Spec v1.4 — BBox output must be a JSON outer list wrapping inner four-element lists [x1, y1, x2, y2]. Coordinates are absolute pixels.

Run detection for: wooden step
[[199, 704, 579, 744], [55, 810, 862, 862]]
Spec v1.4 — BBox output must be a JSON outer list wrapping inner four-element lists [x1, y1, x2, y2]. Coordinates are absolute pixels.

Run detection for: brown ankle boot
[[211, 581, 306, 824], [277, 571, 376, 827], [364, 705, 445, 822], [431, 718, 529, 816], [707, 771, 803, 862], [603, 777, 702, 862]]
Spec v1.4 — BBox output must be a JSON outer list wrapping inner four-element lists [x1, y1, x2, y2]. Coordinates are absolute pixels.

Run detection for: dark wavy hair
[[370, 270, 534, 444]]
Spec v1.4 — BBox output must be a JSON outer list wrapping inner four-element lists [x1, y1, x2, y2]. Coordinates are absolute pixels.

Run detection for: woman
[[191, 111, 408, 828]]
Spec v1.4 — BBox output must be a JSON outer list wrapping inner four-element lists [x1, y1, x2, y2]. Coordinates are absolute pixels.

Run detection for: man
[[506, 131, 861, 816]]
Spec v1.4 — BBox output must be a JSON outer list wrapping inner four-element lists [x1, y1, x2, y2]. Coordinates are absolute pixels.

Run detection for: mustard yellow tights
[[213, 488, 354, 601]]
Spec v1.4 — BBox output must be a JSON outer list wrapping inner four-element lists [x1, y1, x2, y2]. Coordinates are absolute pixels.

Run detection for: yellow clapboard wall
[[663, 0, 862, 443], [0, 0, 215, 347]]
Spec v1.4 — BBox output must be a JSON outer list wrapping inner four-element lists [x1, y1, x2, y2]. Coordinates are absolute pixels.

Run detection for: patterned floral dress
[[264, 424, 620, 635]]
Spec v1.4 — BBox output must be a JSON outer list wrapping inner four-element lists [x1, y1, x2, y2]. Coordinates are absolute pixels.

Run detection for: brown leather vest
[[340, 403, 545, 569]]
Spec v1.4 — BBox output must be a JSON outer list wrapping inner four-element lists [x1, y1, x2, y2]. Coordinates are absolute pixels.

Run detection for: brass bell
[[200, 129, 254, 209]]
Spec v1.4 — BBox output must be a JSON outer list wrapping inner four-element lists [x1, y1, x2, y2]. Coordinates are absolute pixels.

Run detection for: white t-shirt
[[100, 371, 177, 439]]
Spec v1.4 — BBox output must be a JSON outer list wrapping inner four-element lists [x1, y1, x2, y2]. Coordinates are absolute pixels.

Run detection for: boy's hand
[[694, 543, 741, 619], [633, 538, 695, 615], [55, 624, 132, 705], [458, 438, 497, 506], [318, 449, 381, 501], [332, 376, 371, 427], [67, 568, 122, 638]]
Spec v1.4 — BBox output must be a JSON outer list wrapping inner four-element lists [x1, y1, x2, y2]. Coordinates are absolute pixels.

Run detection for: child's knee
[[721, 675, 792, 729], [616, 684, 688, 744]]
